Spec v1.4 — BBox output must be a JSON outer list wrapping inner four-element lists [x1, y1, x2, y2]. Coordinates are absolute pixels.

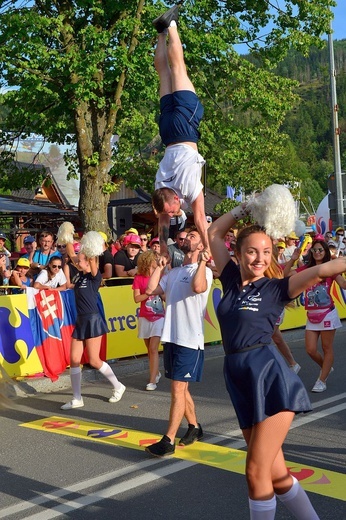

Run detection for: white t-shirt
[[159, 263, 213, 349], [155, 144, 205, 208], [35, 268, 67, 288]]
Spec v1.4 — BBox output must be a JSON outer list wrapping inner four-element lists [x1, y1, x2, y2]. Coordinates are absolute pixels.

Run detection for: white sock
[[249, 496, 276, 519], [98, 362, 121, 389], [70, 367, 82, 400], [276, 476, 320, 519]]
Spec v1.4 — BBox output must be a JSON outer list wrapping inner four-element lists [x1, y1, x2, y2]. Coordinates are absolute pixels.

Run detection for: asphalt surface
[[1, 326, 346, 520]]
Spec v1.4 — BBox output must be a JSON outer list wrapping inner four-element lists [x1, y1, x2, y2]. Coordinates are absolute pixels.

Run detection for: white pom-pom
[[247, 184, 297, 239], [57, 222, 75, 245], [294, 219, 306, 238], [80, 231, 104, 258]]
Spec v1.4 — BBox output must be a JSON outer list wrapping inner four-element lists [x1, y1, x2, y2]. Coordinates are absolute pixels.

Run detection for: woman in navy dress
[[208, 208, 346, 520], [61, 252, 126, 410]]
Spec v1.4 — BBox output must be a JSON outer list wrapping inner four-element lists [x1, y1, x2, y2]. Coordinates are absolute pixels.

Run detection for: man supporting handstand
[[152, 5, 209, 255]]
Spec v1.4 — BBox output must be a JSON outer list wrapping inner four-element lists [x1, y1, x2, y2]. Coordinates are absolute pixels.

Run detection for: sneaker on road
[[311, 379, 326, 393], [145, 435, 175, 457], [61, 398, 84, 410], [146, 383, 157, 391], [155, 372, 162, 384], [109, 383, 126, 403], [179, 423, 203, 446], [291, 363, 301, 374]]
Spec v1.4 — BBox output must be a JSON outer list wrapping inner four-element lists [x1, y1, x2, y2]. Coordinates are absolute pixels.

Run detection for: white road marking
[[2, 393, 345, 519]]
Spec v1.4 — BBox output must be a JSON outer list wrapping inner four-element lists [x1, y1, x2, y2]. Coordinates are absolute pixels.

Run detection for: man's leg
[[166, 380, 190, 441], [154, 33, 172, 98], [167, 25, 195, 93]]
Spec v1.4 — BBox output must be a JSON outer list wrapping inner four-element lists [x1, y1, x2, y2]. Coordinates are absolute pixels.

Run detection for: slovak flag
[[26, 288, 76, 381]]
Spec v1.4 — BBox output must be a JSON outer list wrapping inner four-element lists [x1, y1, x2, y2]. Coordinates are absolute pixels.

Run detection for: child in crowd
[[132, 250, 165, 390]]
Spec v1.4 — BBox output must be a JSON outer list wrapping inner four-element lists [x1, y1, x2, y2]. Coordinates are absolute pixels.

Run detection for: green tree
[[0, 0, 335, 229]]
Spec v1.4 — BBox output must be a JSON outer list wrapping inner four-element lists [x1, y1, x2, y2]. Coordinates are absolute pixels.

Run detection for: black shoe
[[179, 423, 203, 446], [153, 5, 179, 33], [145, 435, 175, 457]]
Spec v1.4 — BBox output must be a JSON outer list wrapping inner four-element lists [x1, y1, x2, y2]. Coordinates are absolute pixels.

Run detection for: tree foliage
[[0, 0, 335, 228]]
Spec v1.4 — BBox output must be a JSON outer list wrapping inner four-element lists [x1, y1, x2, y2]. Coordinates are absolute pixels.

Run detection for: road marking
[[21, 402, 346, 503]]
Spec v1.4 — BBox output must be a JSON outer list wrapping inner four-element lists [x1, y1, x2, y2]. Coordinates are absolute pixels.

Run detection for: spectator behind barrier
[[34, 256, 67, 291]]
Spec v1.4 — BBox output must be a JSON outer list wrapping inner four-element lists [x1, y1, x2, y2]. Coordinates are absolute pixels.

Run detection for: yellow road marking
[[21, 416, 346, 501]]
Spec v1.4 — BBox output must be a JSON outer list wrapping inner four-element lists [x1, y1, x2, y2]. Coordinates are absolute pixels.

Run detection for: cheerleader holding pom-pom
[[61, 231, 126, 410], [207, 184, 346, 519]]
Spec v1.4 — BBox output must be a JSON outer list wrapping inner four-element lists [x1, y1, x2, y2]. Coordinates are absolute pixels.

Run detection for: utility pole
[[328, 23, 344, 228]]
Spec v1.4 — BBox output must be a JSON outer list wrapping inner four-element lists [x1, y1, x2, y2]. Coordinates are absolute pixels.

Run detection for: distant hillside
[[272, 39, 346, 210]]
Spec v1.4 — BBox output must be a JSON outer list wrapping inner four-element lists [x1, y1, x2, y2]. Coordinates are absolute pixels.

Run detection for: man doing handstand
[[152, 5, 209, 255]]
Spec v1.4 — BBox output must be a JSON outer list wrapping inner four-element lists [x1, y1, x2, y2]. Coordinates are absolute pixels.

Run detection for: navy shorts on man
[[163, 342, 204, 382], [159, 90, 204, 146]]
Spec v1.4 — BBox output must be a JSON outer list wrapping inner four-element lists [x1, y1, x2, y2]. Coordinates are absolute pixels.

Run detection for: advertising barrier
[[1, 279, 346, 379]]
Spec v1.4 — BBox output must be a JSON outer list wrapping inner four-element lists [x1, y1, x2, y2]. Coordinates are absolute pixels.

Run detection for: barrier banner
[[26, 288, 76, 381]]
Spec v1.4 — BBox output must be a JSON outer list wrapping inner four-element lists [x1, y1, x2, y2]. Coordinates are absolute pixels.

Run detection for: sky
[[330, 1, 346, 41]]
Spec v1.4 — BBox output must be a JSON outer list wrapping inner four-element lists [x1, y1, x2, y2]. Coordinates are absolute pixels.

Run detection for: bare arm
[[146, 257, 166, 296], [158, 213, 170, 258], [208, 211, 238, 275], [89, 256, 99, 277], [191, 191, 209, 252], [133, 287, 149, 303], [191, 250, 209, 293], [102, 263, 113, 279], [288, 257, 346, 299]]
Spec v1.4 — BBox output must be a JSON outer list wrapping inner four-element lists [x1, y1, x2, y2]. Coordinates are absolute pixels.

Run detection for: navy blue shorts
[[163, 342, 204, 382], [159, 90, 204, 146]]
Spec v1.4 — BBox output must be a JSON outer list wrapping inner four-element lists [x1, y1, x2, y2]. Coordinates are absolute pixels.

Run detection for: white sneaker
[[311, 379, 327, 393], [291, 363, 301, 374], [109, 383, 126, 403], [155, 372, 162, 384], [61, 398, 84, 410], [146, 383, 157, 391]]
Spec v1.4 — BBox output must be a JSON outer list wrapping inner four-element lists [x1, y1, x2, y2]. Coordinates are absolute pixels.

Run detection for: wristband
[[230, 205, 250, 221]]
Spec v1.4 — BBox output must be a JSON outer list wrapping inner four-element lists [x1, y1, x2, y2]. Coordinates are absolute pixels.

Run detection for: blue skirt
[[72, 313, 109, 341], [223, 344, 312, 430]]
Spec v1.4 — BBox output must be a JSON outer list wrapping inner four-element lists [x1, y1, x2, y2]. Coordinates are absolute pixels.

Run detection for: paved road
[[1, 326, 345, 519]]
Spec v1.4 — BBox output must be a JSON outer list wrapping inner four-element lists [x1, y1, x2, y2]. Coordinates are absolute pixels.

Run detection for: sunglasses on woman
[[51, 264, 62, 269], [311, 248, 324, 253]]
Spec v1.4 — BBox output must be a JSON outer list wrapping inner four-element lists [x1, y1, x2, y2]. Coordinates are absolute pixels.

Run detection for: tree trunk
[[75, 101, 112, 232]]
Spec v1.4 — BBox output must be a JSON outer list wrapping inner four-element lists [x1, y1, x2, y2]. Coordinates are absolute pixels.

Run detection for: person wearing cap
[[125, 227, 139, 236], [276, 241, 287, 265], [0, 233, 11, 269], [334, 227, 346, 255], [149, 237, 160, 254], [0, 252, 11, 292], [145, 227, 212, 457], [22, 235, 36, 259], [98, 232, 114, 279], [283, 232, 298, 262], [10, 257, 33, 293], [114, 234, 141, 277], [151, 6, 209, 257]]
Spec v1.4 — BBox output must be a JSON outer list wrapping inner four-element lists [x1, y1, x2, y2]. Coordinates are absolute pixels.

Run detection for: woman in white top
[[34, 257, 67, 291]]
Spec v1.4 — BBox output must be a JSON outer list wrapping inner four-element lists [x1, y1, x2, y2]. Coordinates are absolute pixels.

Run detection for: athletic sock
[[276, 476, 320, 519], [70, 367, 82, 400], [249, 496, 276, 519], [98, 362, 121, 389]]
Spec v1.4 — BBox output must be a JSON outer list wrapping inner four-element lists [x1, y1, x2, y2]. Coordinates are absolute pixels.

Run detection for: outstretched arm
[[288, 257, 346, 299]]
